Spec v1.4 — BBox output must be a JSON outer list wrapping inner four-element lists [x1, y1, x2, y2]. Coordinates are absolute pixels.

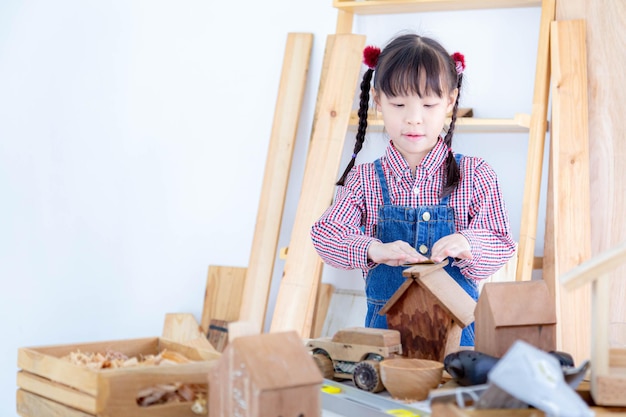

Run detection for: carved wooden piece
[[379, 261, 476, 361]]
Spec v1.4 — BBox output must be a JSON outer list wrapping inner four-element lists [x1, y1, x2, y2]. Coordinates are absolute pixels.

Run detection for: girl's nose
[[405, 108, 423, 124]]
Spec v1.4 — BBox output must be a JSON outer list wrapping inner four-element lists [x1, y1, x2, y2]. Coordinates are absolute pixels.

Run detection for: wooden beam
[[269, 34, 366, 337], [560, 240, 626, 291], [238, 33, 314, 333], [544, 19, 591, 365], [516, 0, 555, 281]]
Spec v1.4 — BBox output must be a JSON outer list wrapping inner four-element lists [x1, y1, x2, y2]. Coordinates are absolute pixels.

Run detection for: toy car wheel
[[312, 353, 334, 379], [352, 360, 384, 393]]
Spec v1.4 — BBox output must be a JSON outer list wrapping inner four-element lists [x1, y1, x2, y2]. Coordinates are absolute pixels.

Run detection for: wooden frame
[[560, 240, 626, 406]]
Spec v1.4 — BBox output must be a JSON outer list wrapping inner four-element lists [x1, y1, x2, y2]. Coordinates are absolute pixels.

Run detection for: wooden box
[[17, 337, 219, 417]]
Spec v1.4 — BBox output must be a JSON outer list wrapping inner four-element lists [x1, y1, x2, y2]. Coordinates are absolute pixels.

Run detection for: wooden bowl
[[380, 358, 444, 401]]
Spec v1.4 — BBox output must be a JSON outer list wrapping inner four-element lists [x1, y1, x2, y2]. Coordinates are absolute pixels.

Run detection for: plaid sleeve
[[310, 167, 378, 272], [454, 158, 517, 280]]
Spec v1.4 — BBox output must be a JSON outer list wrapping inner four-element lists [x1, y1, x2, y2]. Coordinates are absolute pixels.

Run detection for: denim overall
[[364, 156, 478, 346]]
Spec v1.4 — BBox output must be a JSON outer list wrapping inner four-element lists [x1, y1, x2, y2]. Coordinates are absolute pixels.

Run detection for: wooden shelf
[[349, 112, 532, 133], [333, 0, 541, 15]]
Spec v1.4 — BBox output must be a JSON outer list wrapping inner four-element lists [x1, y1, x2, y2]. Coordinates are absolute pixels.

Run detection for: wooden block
[[239, 33, 314, 333], [17, 337, 218, 417], [516, 0, 555, 282], [207, 319, 229, 353], [475, 280, 556, 357], [544, 18, 591, 366], [200, 265, 246, 334], [269, 33, 366, 338], [227, 320, 259, 344]]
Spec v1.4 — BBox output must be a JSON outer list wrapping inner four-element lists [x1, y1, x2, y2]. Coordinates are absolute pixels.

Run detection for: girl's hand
[[367, 240, 429, 266], [431, 233, 473, 263]]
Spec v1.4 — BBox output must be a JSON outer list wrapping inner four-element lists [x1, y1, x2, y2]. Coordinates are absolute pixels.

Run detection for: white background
[[0, 1, 544, 415]]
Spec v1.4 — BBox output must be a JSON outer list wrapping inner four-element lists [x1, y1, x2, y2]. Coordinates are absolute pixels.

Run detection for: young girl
[[310, 33, 516, 347]]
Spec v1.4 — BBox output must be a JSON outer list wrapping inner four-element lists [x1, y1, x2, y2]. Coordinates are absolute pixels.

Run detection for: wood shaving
[[61, 348, 207, 407]]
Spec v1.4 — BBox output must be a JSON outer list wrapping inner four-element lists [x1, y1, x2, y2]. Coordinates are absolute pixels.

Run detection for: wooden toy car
[[306, 327, 402, 392]]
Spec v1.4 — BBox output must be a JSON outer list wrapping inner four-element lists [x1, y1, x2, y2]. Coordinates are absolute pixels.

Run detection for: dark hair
[[336, 33, 463, 198]]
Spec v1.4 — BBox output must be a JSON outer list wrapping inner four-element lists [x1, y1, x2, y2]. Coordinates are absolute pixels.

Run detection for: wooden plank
[[238, 33, 314, 333], [544, 19, 591, 365], [200, 265, 246, 334], [17, 389, 94, 417], [557, 0, 626, 348], [311, 283, 335, 339], [515, 0, 555, 281], [269, 34, 366, 337]]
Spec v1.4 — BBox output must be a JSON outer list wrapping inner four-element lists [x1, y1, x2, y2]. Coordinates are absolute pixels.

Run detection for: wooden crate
[[16, 337, 219, 417]]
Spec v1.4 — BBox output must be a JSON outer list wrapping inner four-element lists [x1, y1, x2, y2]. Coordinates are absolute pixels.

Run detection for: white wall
[[0, 1, 544, 415]]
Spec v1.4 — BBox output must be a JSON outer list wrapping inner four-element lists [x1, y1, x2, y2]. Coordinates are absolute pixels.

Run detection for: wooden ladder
[[269, 0, 555, 338]]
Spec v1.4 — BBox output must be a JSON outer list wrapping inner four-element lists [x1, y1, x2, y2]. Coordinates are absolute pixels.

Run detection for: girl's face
[[374, 87, 457, 169]]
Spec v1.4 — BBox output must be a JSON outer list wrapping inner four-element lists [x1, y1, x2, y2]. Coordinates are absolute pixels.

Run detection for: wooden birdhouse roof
[[225, 331, 322, 390], [478, 280, 556, 327], [379, 260, 475, 327]]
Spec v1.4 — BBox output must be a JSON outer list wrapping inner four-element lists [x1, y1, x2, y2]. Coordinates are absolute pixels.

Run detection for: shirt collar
[[384, 138, 449, 179]]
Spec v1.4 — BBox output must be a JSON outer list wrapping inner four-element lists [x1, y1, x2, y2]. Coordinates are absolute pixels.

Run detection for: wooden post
[[238, 33, 314, 333], [269, 34, 366, 338]]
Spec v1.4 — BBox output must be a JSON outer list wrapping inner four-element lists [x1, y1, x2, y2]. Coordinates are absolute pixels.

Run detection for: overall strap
[[374, 159, 392, 206], [440, 153, 463, 206]]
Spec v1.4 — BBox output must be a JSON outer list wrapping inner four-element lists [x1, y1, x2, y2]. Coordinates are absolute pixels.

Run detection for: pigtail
[[336, 46, 380, 186], [441, 54, 465, 197]]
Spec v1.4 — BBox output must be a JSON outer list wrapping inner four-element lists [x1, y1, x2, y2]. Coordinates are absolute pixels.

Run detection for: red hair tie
[[452, 52, 465, 75], [363, 45, 381, 70]]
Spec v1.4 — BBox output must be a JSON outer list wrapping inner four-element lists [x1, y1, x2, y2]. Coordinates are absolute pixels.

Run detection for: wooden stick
[[516, 0, 555, 281], [269, 34, 366, 337], [238, 33, 314, 333]]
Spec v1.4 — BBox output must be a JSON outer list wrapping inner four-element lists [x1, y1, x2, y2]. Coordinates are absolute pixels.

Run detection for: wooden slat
[[516, 0, 555, 281], [269, 34, 366, 337], [544, 19, 591, 365], [17, 389, 94, 417], [200, 265, 246, 333], [238, 33, 314, 333]]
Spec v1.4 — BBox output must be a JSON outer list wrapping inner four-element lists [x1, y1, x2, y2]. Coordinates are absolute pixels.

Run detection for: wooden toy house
[[560, 240, 626, 407], [379, 260, 476, 362], [474, 280, 556, 358], [209, 330, 323, 417]]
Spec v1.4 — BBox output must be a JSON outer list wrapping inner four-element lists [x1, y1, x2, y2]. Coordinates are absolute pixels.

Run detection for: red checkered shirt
[[311, 139, 516, 281]]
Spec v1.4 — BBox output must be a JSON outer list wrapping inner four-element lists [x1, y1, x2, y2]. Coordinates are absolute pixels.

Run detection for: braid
[[336, 68, 373, 186], [441, 73, 463, 197]]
